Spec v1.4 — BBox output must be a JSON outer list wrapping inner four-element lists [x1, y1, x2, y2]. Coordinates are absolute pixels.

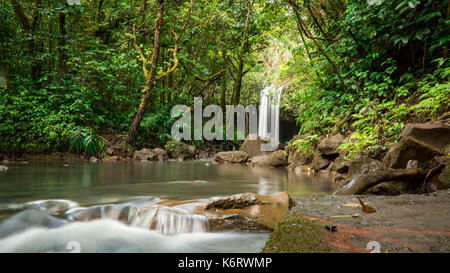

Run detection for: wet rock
[[286, 134, 315, 169], [133, 148, 157, 161], [19, 199, 79, 216], [105, 155, 120, 161], [317, 133, 345, 156], [106, 147, 114, 156], [363, 181, 409, 196], [204, 192, 296, 230], [214, 151, 248, 164], [206, 193, 261, 210], [195, 149, 217, 160], [239, 134, 273, 158], [208, 215, 273, 233], [383, 120, 450, 168], [165, 141, 195, 160], [254, 150, 287, 168], [133, 148, 168, 161], [288, 152, 313, 167], [287, 150, 314, 169], [311, 153, 331, 171], [152, 148, 168, 161], [90, 157, 99, 162], [329, 171, 347, 184], [0, 165, 7, 171], [334, 168, 425, 195], [438, 159, 450, 189], [0, 210, 67, 238], [248, 155, 269, 166], [347, 157, 383, 178], [332, 156, 351, 173], [262, 215, 333, 253]]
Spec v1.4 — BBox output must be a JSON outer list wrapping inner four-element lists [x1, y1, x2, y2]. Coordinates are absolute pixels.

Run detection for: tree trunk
[[57, 7, 67, 79], [10, 0, 43, 89], [333, 168, 426, 195], [288, 0, 347, 93], [230, 0, 252, 106], [127, 0, 164, 146], [220, 69, 227, 111]]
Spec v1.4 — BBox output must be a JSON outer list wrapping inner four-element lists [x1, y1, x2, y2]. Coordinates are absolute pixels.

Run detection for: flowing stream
[[0, 160, 335, 253]]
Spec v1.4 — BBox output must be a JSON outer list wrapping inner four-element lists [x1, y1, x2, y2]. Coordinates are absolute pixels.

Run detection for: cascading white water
[[128, 205, 209, 235], [258, 85, 282, 144], [62, 199, 208, 235]]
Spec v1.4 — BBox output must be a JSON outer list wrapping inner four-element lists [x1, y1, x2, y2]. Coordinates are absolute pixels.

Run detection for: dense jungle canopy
[[0, 0, 448, 158]]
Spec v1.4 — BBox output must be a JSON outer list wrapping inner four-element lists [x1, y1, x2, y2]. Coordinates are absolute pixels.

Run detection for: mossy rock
[[261, 214, 333, 253], [164, 140, 195, 159]]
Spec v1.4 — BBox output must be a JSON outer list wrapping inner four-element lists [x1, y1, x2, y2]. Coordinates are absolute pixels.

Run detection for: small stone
[[214, 151, 248, 164], [406, 160, 419, 169], [90, 157, 99, 162], [106, 147, 114, 155]]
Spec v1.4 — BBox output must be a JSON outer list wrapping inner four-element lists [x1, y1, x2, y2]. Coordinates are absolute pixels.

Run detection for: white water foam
[[0, 219, 268, 253], [128, 205, 209, 234]]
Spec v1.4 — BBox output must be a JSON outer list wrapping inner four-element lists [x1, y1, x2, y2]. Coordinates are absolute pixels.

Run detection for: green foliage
[[286, 134, 319, 156], [338, 131, 380, 160], [68, 127, 104, 157], [411, 61, 450, 119], [278, 0, 448, 159], [139, 107, 175, 145], [0, 0, 448, 159]]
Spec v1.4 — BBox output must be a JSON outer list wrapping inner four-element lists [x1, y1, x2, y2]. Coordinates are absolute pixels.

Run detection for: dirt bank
[[263, 189, 450, 253]]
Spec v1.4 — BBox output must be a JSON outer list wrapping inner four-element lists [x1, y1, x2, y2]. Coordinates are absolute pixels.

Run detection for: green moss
[[164, 140, 185, 157], [261, 214, 333, 253], [286, 135, 319, 157]]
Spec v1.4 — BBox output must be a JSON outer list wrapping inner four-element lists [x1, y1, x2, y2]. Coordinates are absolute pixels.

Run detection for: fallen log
[[333, 168, 426, 195]]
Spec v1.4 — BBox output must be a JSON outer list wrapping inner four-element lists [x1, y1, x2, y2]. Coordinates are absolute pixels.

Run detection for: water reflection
[[0, 161, 335, 206]]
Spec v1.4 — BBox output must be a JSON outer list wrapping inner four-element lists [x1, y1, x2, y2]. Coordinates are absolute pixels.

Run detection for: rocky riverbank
[[209, 115, 450, 252], [262, 190, 450, 253], [213, 114, 450, 197]]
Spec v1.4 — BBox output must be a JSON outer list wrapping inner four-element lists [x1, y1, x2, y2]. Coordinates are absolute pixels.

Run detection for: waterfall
[[128, 205, 209, 235], [258, 85, 282, 149]]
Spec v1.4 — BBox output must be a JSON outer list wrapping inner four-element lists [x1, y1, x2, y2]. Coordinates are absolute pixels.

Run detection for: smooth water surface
[[0, 160, 335, 253]]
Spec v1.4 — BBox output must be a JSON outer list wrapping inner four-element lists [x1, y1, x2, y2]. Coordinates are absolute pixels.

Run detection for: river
[[0, 160, 335, 253]]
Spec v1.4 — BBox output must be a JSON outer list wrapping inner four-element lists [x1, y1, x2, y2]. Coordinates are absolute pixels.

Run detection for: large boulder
[[347, 157, 383, 178], [208, 214, 273, 233], [286, 134, 315, 168], [239, 134, 273, 158], [254, 150, 287, 168], [204, 192, 296, 231], [311, 153, 331, 171], [0, 165, 7, 171], [287, 150, 313, 168], [214, 151, 248, 163], [438, 158, 450, 189], [205, 193, 261, 210], [152, 148, 168, 161], [133, 148, 157, 161], [383, 120, 450, 169], [248, 155, 270, 166], [363, 181, 409, 196], [331, 156, 351, 173], [165, 141, 195, 160], [134, 148, 169, 161], [317, 133, 345, 156]]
